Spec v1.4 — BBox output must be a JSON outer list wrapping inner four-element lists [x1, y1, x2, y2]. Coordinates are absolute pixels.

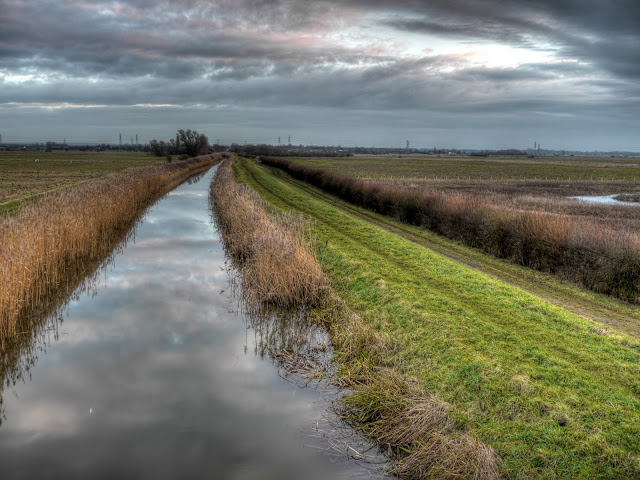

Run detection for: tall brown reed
[[210, 159, 325, 307], [260, 156, 640, 303], [0, 154, 222, 346]]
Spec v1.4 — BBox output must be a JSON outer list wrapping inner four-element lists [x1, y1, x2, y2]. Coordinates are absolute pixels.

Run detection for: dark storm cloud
[[1, 0, 639, 149]]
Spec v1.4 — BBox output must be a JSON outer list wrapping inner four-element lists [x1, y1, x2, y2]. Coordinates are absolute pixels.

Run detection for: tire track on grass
[[257, 161, 640, 340]]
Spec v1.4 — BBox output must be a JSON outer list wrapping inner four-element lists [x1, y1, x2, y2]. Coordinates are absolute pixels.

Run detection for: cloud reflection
[[0, 167, 383, 479]]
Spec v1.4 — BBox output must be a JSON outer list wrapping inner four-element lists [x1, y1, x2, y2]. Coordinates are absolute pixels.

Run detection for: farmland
[[283, 155, 640, 233], [233, 156, 640, 479], [286, 154, 640, 183], [0, 151, 166, 214]]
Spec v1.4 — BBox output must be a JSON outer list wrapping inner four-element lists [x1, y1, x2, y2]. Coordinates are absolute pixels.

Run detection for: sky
[[1, 0, 639, 150]]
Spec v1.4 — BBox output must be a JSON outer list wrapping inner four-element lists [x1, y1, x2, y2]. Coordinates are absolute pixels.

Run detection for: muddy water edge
[[0, 165, 388, 479]]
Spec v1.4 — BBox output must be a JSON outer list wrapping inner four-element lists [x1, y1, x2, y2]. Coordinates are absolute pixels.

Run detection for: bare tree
[[177, 129, 209, 157], [148, 139, 167, 156]]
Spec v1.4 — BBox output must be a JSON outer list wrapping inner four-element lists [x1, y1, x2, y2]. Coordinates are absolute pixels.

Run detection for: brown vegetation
[[260, 156, 640, 303], [0, 154, 222, 346], [210, 159, 325, 307]]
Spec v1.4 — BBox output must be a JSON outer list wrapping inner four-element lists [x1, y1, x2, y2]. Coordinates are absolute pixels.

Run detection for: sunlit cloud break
[[1, 0, 639, 150]]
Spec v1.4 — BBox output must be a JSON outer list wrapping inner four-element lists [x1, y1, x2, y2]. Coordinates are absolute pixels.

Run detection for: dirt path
[[253, 163, 640, 342]]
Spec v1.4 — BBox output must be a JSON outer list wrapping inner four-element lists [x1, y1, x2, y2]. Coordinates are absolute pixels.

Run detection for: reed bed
[[210, 159, 325, 307], [0, 154, 221, 346], [260, 156, 640, 303]]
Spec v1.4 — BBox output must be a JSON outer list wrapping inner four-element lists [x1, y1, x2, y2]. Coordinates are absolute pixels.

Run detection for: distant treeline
[[229, 144, 353, 157], [259, 156, 640, 303]]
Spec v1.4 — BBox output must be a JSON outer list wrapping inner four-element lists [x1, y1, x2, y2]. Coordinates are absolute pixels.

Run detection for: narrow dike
[[213, 158, 503, 480], [0, 154, 224, 346], [263, 164, 640, 341], [259, 156, 640, 306], [232, 156, 640, 479]]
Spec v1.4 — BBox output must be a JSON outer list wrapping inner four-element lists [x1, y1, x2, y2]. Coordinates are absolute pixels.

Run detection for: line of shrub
[[0, 154, 222, 346], [210, 159, 325, 307], [260, 156, 640, 303]]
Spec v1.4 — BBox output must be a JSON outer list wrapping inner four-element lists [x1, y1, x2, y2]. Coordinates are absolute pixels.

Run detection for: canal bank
[[0, 166, 387, 479]]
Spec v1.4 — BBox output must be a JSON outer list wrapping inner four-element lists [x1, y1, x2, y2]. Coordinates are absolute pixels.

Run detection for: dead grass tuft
[[339, 366, 502, 479], [393, 433, 503, 480]]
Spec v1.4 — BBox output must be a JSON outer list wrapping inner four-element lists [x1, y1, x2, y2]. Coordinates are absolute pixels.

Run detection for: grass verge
[[235, 156, 640, 479]]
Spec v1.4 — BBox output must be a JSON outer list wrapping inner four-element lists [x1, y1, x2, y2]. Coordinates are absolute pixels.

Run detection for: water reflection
[[0, 166, 388, 479], [233, 291, 388, 472], [0, 219, 136, 426], [570, 193, 640, 205]]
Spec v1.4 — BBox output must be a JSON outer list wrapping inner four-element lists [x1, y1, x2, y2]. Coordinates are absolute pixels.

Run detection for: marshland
[[0, 154, 389, 479], [4, 149, 640, 479]]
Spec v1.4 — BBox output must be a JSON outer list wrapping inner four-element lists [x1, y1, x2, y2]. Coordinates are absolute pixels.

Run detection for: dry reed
[[210, 159, 325, 307], [0, 154, 222, 346]]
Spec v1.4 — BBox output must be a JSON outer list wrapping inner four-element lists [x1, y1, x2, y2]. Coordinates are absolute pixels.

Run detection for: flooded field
[[570, 194, 640, 205], [0, 166, 387, 479]]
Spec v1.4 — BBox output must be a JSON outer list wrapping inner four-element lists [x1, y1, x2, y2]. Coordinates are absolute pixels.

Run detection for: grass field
[[0, 151, 165, 214], [287, 155, 640, 183], [234, 156, 640, 479]]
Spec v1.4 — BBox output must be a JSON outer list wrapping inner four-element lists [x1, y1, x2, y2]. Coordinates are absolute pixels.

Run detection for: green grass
[[284, 155, 640, 182], [0, 151, 165, 214], [262, 162, 640, 341], [234, 157, 640, 479]]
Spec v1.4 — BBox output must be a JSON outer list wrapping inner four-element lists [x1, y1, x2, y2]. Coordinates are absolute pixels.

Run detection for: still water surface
[[0, 166, 387, 479], [570, 194, 640, 205]]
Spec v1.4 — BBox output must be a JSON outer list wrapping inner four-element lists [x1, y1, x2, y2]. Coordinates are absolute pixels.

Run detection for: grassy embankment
[[0, 151, 167, 215], [260, 156, 640, 304], [234, 156, 640, 479], [0, 153, 223, 345]]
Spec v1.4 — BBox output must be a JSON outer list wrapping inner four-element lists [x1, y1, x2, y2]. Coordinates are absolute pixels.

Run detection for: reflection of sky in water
[[0, 167, 383, 479], [570, 194, 640, 206]]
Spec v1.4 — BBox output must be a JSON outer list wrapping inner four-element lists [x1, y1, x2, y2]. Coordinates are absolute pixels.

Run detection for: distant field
[[281, 155, 640, 233], [0, 151, 164, 214], [286, 155, 640, 183]]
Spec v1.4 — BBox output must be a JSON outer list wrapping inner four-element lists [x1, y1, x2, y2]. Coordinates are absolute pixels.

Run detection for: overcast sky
[[1, 0, 639, 150]]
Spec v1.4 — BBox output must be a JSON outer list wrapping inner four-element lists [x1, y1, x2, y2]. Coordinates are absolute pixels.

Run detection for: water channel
[[0, 165, 388, 479]]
